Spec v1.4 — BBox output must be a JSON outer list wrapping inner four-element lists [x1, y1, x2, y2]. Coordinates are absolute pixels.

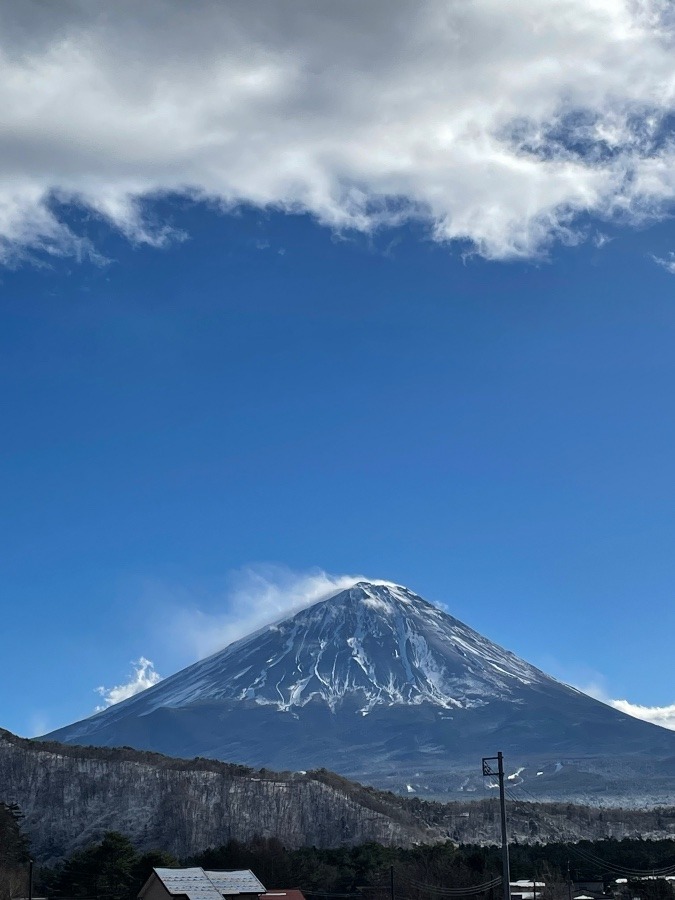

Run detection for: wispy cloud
[[166, 565, 371, 660], [27, 711, 52, 739], [651, 251, 675, 274], [95, 657, 162, 709], [3, 2, 675, 263]]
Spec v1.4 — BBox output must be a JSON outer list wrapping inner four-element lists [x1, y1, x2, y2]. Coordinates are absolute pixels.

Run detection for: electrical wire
[[397, 873, 503, 895], [300, 888, 361, 898], [398, 884, 502, 897], [401, 880, 502, 894], [567, 844, 675, 878], [570, 843, 675, 874]]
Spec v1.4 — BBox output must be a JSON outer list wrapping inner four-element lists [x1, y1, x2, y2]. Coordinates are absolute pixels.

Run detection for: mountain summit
[[46, 581, 675, 805], [94, 581, 550, 717]]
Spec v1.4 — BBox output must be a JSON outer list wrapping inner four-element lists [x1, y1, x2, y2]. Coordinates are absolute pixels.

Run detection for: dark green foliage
[[38, 832, 675, 900], [623, 878, 674, 900], [43, 833, 178, 900], [506, 838, 675, 882], [0, 802, 31, 900], [0, 803, 30, 869], [190, 837, 497, 896], [189, 836, 675, 897]]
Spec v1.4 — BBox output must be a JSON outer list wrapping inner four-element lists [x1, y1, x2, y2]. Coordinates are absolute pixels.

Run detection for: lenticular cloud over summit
[[3, 0, 675, 264]]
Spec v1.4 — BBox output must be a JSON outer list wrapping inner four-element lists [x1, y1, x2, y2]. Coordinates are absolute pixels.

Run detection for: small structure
[[261, 892, 306, 900], [139, 868, 266, 900], [573, 882, 608, 900], [510, 881, 546, 900]]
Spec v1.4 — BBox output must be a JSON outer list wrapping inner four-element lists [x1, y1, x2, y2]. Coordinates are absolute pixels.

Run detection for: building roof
[[206, 872, 266, 895], [148, 867, 265, 900], [261, 891, 306, 900]]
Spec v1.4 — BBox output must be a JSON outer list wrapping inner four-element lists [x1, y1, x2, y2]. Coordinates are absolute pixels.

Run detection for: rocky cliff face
[[0, 730, 429, 863]]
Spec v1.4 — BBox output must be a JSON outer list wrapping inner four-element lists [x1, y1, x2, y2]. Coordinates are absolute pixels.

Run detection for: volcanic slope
[[45, 581, 675, 804]]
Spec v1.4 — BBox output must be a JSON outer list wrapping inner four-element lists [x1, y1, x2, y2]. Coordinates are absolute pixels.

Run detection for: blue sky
[[2, 1, 675, 738]]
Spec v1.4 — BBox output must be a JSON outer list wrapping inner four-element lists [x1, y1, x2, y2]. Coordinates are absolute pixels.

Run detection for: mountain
[[4, 729, 675, 862], [0, 728, 430, 862], [45, 581, 675, 805]]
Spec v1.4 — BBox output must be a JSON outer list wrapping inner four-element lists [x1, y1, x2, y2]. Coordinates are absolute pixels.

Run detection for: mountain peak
[[45, 578, 675, 806], [318, 580, 422, 613], [65, 580, 548, 729]]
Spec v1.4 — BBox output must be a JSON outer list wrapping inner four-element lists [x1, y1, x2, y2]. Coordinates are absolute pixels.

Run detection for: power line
[[413, 881, 502, 894], [567, 845, 675, 878], [400, 874, 502, 891]]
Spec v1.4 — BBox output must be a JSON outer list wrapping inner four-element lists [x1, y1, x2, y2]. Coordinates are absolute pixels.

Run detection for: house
[[261, 891, 306, 900], [510, 880, 546, 900], [139, 867, 266, 900]]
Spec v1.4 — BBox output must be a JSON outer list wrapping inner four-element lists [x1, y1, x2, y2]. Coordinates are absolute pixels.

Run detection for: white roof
[[153, 868, 265, 900]]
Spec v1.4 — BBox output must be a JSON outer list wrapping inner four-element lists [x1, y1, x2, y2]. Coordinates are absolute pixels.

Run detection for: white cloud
[[165, 564, 381, 660], [652, 251, 675, 273], [3, 1, 675, 263], [608, 699, 675, 730], [529, 661, 675, 732], [95, 657, 162, 709], [575, 680, 675, 731]]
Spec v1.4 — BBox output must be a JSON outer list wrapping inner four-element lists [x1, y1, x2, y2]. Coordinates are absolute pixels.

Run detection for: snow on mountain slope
[[45, 581, 675, 805], [60, 582, 553, 734]]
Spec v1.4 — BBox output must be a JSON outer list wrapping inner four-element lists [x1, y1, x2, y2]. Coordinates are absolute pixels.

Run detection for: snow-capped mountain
[[45, 582, 675, 805], [71, 582, 550, 721]]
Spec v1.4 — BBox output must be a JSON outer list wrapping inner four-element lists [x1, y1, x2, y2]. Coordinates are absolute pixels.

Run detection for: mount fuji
[[45, 581, 675, 805]]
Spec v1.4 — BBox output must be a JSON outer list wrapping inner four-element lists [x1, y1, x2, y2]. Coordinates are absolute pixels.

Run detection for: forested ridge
[[4, 727, 675, 861]]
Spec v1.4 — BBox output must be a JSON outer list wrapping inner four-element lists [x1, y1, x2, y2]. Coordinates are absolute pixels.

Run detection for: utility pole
[[482, 752, 511, 900], [28, 859, 33, 900], [567, 861, 572, 900], [390, 865, 395, 900]]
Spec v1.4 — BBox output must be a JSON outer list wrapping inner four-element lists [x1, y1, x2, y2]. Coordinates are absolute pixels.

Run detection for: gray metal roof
[[154, 868, 223, 900], [153, 868, 265, 899], [206, 872, 266, 895]]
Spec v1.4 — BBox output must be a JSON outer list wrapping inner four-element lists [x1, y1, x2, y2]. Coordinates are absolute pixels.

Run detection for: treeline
[[0, 729, 257, 779], [28, 832, 675, 900], [40, 833, 177, 900], [0, 803, 30, 900]]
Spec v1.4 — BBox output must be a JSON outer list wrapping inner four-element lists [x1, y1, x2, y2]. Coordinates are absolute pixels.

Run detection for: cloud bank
[[3, 0, 675, 263], [95, 657, 162, 709]]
